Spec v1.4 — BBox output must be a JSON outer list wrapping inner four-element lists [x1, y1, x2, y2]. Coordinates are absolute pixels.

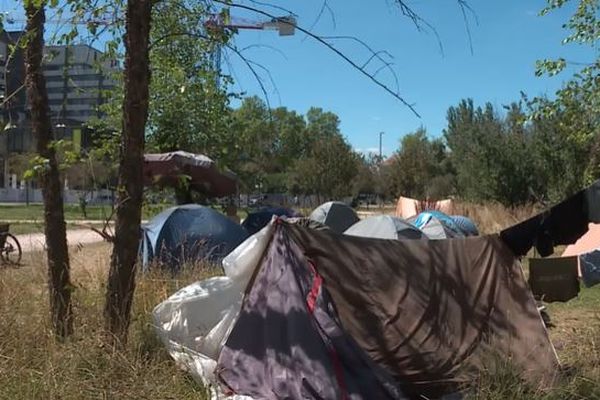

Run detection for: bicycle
[[0, 223, 22, 265]]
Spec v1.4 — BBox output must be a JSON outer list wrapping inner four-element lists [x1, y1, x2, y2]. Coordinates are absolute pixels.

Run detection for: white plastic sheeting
[[152, 222, 275, 398]]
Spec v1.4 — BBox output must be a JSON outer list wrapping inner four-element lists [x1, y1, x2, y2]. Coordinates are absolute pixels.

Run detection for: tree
[[104, 0, 152, 345], [99, 0, 473, 344], [387, 128, 454, 200], [444, 99, 537, 206], [533, 0, 599, 185], [23, 0, 73, 338], [146, 1, 231, 158], [528, 99, 590, 201], [289, 133, 359, 201]]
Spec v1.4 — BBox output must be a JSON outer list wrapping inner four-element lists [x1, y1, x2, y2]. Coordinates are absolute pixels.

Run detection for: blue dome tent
[[451, 215, 479, 236], [408, 210, 464, 240], [140, 205, 249, 271]]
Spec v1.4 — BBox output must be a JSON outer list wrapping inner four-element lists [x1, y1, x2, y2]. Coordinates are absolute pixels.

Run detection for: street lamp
[[378, 131, 384, 162]]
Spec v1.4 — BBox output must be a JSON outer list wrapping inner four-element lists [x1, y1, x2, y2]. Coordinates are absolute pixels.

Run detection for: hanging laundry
[[529, 256, 580, 302], [501, 179, 600, 257]]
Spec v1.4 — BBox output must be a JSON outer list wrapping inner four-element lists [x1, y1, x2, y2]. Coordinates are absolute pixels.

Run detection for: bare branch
[[222, 50, 246, 94], [239, 43, 289, 61], [224, 41, 274, 112], [246, 58, 282, 106], [321, 35, 399, 94], [457, 0, 477, 55], [389, 0, 444, 56], [213, 0, 421, 117], [149, 30, 274, 113], [305, 0, 336, 33], [244, 0, 297, 17]]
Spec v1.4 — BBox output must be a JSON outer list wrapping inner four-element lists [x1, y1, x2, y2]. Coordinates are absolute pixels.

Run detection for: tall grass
[[0, 244, 212, 400], [1, 207, 599, 399], [448, 201, 540, 234]]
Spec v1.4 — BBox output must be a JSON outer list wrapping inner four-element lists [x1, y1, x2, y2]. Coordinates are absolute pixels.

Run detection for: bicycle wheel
[[1, 233, 22, 265]]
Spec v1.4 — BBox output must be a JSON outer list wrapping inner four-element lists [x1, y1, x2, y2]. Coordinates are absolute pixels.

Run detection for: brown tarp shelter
[[215, 221, 558, 399], [143, 151, 238, 197]]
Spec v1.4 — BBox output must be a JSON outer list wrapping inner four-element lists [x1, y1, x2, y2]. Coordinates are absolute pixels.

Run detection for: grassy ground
[[6, 222, 108, 236], [0, 243, 212, 399], [1, 203, 599, 399], [0, 204, 115, 221], [1, 244, 599, 399], [0, 203, 248, 224]]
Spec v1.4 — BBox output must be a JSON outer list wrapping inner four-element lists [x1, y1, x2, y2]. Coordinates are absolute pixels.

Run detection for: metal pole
[[379, 131, 384, 162]]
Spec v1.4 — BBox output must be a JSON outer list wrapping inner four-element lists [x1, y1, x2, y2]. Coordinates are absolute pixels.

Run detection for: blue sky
[[1, 0, 594, 156], [221, 0, 594, 156]]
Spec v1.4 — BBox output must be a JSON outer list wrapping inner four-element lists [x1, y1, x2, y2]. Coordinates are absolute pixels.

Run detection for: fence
[[0, 188, 114, 204]]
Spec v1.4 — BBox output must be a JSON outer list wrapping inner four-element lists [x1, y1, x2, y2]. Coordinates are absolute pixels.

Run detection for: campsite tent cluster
[[146, 179, 600, 399]]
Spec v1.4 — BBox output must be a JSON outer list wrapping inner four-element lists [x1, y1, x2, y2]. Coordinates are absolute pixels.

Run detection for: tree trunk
[[23, 2, 73, 339], [104, 0, 152, 345]]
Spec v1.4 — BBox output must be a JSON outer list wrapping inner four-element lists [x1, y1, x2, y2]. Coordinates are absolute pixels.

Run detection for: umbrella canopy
[[143, 151, 238, 197], [242, 207, 302, 235], [345, 215, 424, 240]]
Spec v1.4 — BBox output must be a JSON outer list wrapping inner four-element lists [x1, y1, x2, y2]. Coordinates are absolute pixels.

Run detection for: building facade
[[0, 33, 117, 189]]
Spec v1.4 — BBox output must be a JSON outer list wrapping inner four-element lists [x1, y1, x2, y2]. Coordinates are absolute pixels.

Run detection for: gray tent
[[407, 211, 464, 240], [309, 201, 359, 233], [344, 215, 424, 240]]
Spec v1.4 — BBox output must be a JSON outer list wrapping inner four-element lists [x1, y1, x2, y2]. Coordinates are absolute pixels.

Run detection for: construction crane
[[3, 8, 297, 88], [3, 10, 116, 28], [204, 9, 297, 87]]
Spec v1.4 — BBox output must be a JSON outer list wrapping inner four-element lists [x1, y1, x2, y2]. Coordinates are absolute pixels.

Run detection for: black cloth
[[501, 180, 600, 257], [529, 256, 580, 302]]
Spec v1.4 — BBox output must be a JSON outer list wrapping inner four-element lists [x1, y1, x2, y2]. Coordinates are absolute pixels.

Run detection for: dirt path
[[15, 228, 105, 253]]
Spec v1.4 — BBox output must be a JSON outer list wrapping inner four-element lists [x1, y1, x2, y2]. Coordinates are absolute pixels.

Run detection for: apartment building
[[0, 33, 117, 189]]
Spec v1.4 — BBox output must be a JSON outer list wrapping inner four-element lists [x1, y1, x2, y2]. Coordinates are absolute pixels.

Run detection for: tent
[[140, 205, 249, 271], [309, 201, 359, 233], [451, 215, 479, 236], [560, 223, 600, 288], [395, 196, 453, 219], [241, 206, 301, 235], [344, 215, 424, 240], [154, 219, 558, 399], [407, 211, 464, 240], [562, 223, 600, 257], [143, 151, 238, 197]]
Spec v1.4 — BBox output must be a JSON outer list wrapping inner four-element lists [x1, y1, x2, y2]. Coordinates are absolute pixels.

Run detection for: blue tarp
[[140, 204, 249, 271]]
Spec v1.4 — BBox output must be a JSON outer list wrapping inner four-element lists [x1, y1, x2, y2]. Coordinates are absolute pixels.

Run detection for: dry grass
[[465, 283, 600, 400], [452, 201, 541, 234], [0, 243, 213, 400], [1, 208, 599, 399]]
